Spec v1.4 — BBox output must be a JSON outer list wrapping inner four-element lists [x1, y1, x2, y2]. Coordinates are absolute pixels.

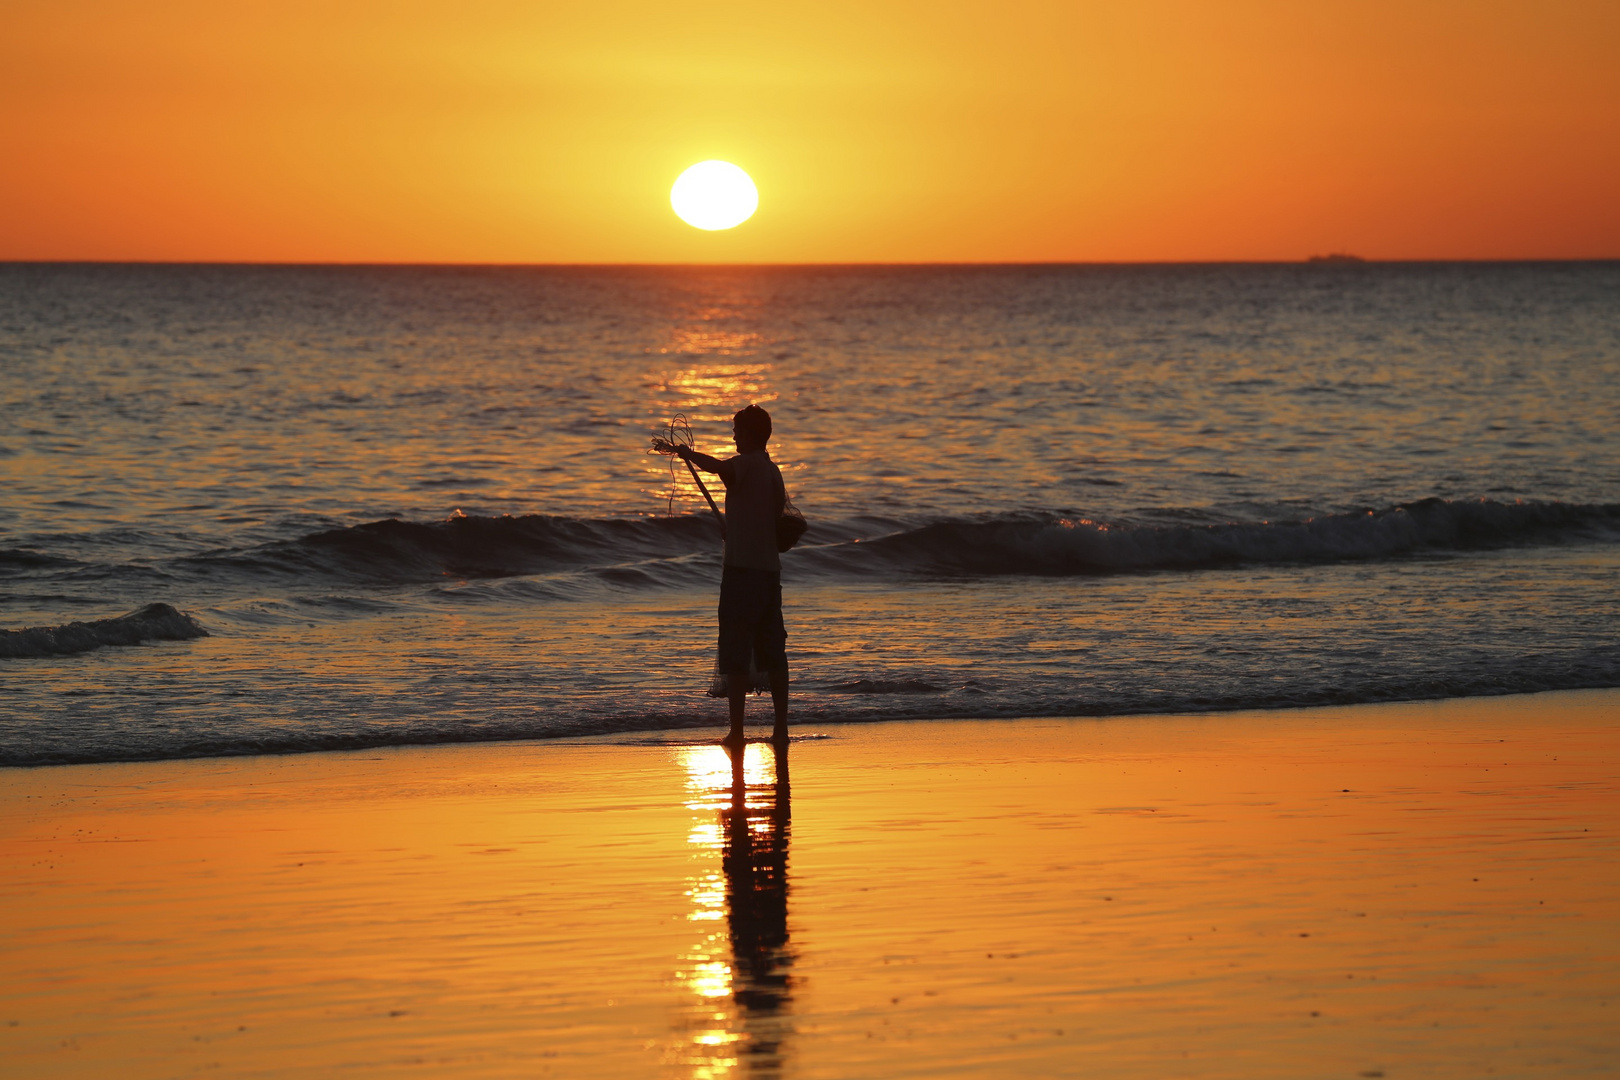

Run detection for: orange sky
[[2, 0, 1617, 263]]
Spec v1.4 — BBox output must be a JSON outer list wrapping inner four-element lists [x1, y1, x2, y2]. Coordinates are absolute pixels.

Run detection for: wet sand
[[3, 689, 1617, 1078]]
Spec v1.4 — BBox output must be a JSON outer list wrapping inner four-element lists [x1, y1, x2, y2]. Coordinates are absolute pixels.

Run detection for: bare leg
[[725, 668, 750, 748], [769, 665, 790, 745]]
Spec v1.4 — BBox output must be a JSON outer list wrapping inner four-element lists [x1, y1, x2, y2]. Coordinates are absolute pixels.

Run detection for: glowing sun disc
[[671, 161, 758, 231]]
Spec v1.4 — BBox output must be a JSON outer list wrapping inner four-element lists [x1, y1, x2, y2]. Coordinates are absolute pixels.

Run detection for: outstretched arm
[[675, 444, 732, 478]]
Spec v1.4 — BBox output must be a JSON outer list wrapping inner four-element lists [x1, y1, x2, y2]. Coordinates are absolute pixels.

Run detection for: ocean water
[[2, 262, 1617, 766]]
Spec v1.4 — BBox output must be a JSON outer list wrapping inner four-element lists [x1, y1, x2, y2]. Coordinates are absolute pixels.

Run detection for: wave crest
[[197, 513, 721, 584], [841, 498, 1620, 576], [45, 498, 1615, 594], [0, 603, 208, 659]]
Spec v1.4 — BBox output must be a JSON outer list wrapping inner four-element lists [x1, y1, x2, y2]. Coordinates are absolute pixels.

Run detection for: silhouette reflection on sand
[[672, 741, 794, 1076]]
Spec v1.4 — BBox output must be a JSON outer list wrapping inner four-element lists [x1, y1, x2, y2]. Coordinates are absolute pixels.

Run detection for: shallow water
[[2, 263, 1618, 763]]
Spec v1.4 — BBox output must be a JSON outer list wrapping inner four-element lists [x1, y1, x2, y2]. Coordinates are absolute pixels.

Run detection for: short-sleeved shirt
[[718, 451, 785, 571]]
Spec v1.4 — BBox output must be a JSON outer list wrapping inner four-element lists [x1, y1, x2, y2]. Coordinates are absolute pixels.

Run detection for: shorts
[[717, 566, 787, 674]]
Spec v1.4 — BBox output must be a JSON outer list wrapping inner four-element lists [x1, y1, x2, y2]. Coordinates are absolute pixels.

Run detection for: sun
[[670, 161, 759, 231]]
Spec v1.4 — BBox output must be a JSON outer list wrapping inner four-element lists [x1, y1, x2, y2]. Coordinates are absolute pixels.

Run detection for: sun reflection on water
[[662, 329, 766, 356], [683, 745, 772, 802], [641, 362, 781, 511], [668, 743, 795, 1077], [649, 363, 778, 414]]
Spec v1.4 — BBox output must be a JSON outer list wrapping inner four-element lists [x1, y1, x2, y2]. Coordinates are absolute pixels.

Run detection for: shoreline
[[6, 683, 1619, 771]]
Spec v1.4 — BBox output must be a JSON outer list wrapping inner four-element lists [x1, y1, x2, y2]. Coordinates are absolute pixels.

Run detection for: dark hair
[[734, 404, 772, 445]]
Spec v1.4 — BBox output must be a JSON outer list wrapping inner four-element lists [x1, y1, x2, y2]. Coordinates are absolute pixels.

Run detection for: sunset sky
[[2, 0, 1617, 263]]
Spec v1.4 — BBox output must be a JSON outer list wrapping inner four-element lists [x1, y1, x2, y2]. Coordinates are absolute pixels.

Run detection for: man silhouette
[[673, 405, 789, 748]]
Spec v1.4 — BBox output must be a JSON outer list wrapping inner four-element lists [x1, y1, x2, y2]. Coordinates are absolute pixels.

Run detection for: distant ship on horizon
[[1306, 252, 1366, 264]]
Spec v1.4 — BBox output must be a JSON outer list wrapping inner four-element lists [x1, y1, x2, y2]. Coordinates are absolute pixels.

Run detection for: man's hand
[[649, 436, 688, 457]]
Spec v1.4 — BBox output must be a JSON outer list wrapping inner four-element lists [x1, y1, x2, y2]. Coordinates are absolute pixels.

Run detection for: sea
[[2, 262, 1617, 766]]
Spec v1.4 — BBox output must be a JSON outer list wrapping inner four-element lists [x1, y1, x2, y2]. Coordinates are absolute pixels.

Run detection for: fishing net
[[647, 413, 699, 515], [708, 660, 773, 698]]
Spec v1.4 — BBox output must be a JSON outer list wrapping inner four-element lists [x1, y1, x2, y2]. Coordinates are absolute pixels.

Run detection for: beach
[[4, 688, 1616, 1078]]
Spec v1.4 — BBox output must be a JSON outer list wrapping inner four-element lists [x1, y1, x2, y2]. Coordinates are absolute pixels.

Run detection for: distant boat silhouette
[[1306, 253, 1366, 264]]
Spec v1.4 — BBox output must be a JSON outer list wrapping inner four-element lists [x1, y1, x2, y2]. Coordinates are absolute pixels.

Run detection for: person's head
[[733, 404, 772, 452]]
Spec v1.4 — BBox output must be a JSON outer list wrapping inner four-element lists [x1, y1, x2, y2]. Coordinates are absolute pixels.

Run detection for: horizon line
[[4, 257, 1618, 269]]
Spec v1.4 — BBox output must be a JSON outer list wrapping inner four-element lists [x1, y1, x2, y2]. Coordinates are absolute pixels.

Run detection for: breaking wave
[[0, 603, 208, 659], [832, 498, 1620, 577], [188, 513, 722, 584], [7, 500, 1614, 604], [170, 498, 1620, 588]]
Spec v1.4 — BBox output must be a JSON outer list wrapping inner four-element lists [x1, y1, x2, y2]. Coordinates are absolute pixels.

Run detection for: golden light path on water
[[645, 287, 794, 1077], [635, 284, 783, 514], [641, 288, 782, 508]]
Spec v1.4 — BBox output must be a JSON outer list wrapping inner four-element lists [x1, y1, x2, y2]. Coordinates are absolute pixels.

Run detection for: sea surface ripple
[[2, 263, 1617, 764]]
